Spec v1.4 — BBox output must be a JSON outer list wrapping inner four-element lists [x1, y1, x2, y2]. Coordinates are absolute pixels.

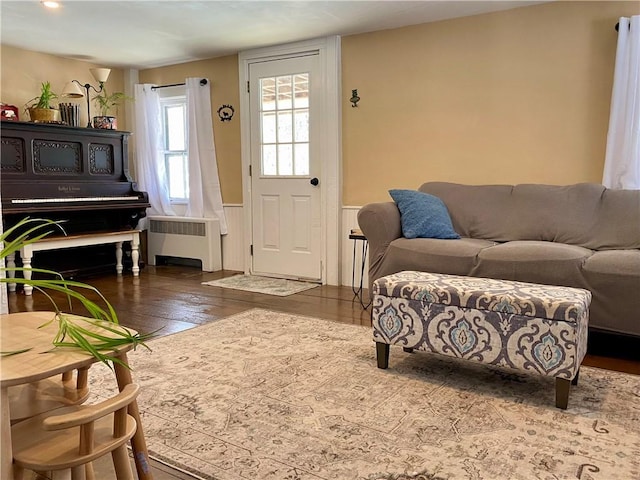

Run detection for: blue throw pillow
[[389, 189, 460, 239]]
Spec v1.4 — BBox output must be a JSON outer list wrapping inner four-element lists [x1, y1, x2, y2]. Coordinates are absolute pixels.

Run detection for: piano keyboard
[[12, 196, 141, 204]]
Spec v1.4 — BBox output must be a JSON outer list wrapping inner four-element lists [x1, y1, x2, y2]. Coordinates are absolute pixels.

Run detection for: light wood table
[[0, 311, 153, 479]]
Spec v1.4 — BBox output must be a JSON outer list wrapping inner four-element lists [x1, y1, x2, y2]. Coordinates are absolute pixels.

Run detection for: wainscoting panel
[[221, 205, 245, 272]]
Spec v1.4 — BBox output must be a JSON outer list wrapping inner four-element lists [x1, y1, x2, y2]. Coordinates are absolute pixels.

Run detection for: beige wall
[[139, 56, 242, 204], [2, 1, 637, 207], [342, 1, 639, 205], [0, 45, 126, 130]]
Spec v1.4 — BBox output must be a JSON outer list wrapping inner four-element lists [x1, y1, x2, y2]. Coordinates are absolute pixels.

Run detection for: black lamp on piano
[[62, 68, 111, 128]]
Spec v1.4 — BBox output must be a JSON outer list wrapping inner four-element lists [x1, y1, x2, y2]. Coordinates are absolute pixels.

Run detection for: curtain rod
[[151, 78, 208, 90]]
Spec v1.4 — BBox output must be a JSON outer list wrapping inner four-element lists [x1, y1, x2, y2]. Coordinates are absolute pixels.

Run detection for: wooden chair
[[11, 384, 139, 480], [9, 367, 91, 424]]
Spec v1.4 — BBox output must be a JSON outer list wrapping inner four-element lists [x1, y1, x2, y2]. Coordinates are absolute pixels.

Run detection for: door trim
[[239, 36, 342, 285]]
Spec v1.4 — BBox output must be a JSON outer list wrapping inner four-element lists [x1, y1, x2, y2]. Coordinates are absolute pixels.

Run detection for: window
[[160, 95, 188, 202], [259, 73, 309, 176]]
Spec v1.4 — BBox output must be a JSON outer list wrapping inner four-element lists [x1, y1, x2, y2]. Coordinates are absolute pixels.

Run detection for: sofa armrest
[[357, 202, 402, 290]]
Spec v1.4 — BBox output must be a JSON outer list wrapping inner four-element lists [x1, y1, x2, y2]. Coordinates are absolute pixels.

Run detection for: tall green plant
[[26, 81, 58, 109], [0, 218, 156, 368]]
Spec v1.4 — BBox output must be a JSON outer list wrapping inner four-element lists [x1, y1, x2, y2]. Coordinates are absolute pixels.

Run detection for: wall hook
[[217, 104, 235, 122], [350, 89, 360, 108]]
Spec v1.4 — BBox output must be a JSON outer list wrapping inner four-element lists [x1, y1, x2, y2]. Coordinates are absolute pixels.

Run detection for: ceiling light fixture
[[41, 1, 60, 9]]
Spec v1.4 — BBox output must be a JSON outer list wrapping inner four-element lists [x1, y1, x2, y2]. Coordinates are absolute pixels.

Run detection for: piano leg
[[6, 253, 16, 292], [115, 242, 124, 275]]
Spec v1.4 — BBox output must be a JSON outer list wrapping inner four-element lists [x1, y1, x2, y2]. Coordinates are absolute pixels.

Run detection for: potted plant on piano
[[0, 218, 155, 367], [25, 81, 61, 123], [92, 86, 132, 130]]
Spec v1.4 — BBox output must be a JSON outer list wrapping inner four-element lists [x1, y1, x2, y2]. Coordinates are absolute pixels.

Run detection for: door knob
[[310, 177, 319, 186]]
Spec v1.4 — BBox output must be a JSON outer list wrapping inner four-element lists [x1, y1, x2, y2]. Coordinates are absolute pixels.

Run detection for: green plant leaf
[[1, 348, 32, 357]]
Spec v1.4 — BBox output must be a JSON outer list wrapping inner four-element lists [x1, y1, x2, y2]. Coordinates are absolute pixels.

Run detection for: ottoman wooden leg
[[376, 342, 390, 369], [403, 347, 414, 353], [556, 377, 571, 409], [572, 369, 579, 386]]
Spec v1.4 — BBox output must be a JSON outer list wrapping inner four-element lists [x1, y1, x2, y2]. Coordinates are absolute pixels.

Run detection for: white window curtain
[[134, 84, 176, 218], [603, 16, 640, 189], [185, 78, 228, 234]]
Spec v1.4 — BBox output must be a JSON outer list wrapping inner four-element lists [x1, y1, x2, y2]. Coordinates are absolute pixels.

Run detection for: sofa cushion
[[583, 250, 640, 276], [471, 241, 592, 286], [582, 250, 640, 336], [419, 182, 515, 241], [507, 184, 640, 250], [389, 189, 460, 239], [385, 237, 495, 276], [420, 182, 640, 249]]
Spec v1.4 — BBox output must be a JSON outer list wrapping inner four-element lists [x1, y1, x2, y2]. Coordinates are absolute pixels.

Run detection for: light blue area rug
[[201, 274, 319, 296]]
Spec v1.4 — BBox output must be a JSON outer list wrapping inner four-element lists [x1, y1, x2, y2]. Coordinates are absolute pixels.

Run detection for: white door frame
[[239, 36, 342, 285]]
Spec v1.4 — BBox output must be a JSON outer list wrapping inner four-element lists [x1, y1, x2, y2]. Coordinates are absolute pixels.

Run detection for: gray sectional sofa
[[358, 182, 640, 338]]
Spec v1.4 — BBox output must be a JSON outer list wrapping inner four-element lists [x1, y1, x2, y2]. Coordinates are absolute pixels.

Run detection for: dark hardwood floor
[[7, 264, 640, 376]]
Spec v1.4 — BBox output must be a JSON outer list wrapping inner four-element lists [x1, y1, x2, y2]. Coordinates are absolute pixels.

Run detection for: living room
[[1, 1, 639, 479]]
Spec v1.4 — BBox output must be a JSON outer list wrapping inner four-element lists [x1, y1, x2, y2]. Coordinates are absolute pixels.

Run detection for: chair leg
[[32, 472, 50, 480], [85, 462, 95, 480], [50, 471, 72, 480], [71, 464, 87, 480], [11, 464, 24, 480], [112, 445, 135, 480]]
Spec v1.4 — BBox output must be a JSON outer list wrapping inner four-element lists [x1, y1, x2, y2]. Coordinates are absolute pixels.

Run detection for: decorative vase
[[93, 116, 117, 130], [28, 107, 60, 123]]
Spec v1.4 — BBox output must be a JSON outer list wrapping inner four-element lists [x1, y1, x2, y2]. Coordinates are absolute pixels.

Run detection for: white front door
[[249, 54, 322, 280]]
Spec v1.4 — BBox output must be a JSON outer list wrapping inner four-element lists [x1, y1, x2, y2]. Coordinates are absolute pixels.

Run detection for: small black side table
[[349, 229, 371, 309]]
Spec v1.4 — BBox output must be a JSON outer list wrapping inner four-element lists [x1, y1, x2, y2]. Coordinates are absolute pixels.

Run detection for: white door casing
[[239, 36, 342, 285]]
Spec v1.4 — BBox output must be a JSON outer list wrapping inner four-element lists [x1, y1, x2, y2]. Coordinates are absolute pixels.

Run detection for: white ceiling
[[1, 1, 548, 69]]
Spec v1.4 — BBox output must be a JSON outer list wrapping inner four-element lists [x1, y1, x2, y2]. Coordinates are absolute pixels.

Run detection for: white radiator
[[147, 216, 222, 272]]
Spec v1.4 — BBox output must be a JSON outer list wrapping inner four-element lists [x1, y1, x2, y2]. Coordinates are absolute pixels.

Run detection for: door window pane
[[278, 144, 293, 175], [294, 110, 309, 142], [262, 145, 277, 175], [261, 78, 276, 111], [293, 74, 309, 108], [262, 112, 276, 144], [294, 143, 309, 175], [276, 76, 292, 110], [277, 111, 292, 143]]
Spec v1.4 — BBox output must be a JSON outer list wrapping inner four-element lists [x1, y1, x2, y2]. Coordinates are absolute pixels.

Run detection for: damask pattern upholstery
[[372, 271, 591, 380]]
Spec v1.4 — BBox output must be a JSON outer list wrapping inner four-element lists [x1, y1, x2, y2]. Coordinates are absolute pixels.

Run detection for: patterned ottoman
[[372, 271, 592, 409]]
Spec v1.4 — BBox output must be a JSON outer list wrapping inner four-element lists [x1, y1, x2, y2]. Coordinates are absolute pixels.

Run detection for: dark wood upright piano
[[1, 121, 150, 277]]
